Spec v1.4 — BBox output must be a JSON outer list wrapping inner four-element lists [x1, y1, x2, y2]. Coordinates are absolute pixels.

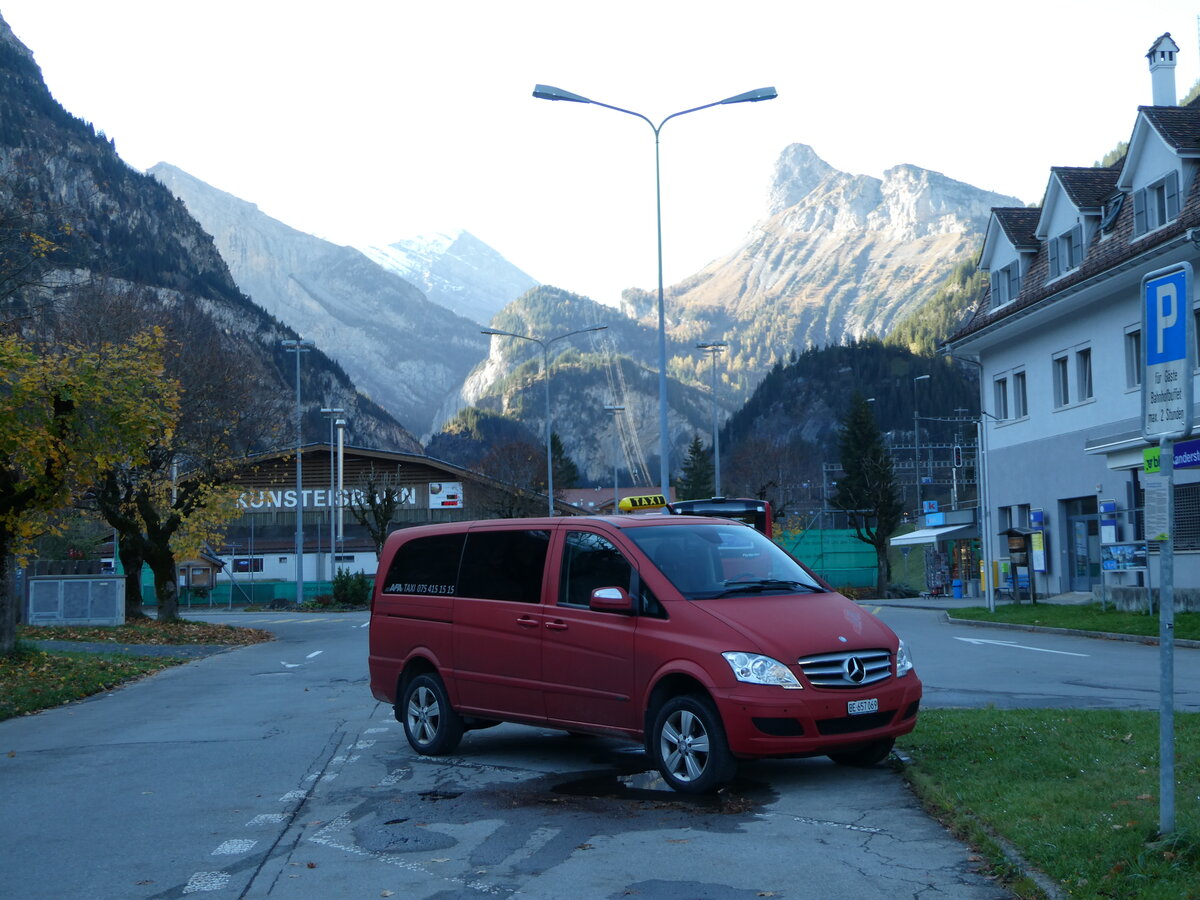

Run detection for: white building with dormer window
[[947, 33, 1200, 605]]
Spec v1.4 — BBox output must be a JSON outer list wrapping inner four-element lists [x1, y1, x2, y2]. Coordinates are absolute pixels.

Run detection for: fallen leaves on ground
[[18, 619, 273, 646]]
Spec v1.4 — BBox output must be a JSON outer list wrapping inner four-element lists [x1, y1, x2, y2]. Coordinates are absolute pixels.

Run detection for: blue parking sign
[[1142, 263, 1194, 440]]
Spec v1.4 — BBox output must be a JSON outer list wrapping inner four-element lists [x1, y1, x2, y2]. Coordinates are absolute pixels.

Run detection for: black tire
[[650, 694, 736, 793], [400, 673, 464, 755], [827, 737, 894, 767]]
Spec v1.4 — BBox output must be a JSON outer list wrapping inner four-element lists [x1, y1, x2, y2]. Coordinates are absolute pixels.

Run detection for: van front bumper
[[712, 675, 923, 758]]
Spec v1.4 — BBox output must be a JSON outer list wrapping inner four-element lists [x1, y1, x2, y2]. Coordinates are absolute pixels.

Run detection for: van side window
[[457, 530, 550, 603], [381, 533, 464, 595], [559, 531, 634, 608]]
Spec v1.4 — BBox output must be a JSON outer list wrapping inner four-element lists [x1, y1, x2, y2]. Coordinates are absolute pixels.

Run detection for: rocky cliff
[[149, 164, 488, 437], [0, 18, 419, 453], [630, 144, 1020, 394]]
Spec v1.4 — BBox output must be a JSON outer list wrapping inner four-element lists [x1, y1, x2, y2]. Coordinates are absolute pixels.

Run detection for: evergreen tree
[[676, 434, 715, 501], [550, 432, 580, 492], [831, 393, 903, 598]]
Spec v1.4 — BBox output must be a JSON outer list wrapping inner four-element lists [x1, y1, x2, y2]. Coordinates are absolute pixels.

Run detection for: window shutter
[[1071, 225, 1083, 268], [1133, 188, 1147, 235], [1166, 171, 1181, 220], [1047, 238, 1059, 278], [990, 272, 1002, 307]]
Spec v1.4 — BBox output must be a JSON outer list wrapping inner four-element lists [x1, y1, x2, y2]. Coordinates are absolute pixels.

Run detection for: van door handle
[[516, 616, 540, 628], [545, 620, 568, 631]]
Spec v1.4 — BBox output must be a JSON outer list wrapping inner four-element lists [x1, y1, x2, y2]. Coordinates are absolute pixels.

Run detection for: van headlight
[[722, 652, 802, 689], [896, 639, 914, 677]]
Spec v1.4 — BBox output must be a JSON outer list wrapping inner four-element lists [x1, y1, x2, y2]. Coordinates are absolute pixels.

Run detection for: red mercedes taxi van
[[368, 514, 921, 793]]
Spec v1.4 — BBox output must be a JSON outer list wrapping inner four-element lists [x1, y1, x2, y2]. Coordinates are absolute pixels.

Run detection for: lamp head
[[533, 84, 592, 103], [720, 87, 777, 105]]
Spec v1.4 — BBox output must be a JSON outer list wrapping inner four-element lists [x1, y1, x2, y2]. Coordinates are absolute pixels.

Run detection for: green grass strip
[[900, 709, 1200, 899], [0, 647, 184, 720]]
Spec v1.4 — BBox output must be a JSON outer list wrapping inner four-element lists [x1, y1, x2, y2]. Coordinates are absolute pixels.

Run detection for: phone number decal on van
[[387, 583, 455, 595]]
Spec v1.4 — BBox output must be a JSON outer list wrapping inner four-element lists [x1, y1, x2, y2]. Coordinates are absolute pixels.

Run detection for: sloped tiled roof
[[1139, 105, 1200, 152], [992, 207, 1041, 250], [951, 144, 1200, 343], [1050, 166, 1121, 209]]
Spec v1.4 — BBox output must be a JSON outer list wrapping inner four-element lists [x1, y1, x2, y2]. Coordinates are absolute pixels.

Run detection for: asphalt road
[[5, 604, 1192, 899]]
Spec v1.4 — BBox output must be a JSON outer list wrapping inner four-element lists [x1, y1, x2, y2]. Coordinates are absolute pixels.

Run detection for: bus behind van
[[369, 515, 921, 793]]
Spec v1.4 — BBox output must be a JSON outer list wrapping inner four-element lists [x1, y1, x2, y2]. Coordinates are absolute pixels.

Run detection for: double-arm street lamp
[[696, 341, 727, 496], [481, 324, 608, 516], [533, 83, 776, 499], [282, 338, 314, 606]]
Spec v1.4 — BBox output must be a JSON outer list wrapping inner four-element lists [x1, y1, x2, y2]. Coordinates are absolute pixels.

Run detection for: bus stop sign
[[1142, 263, 1194, 441]]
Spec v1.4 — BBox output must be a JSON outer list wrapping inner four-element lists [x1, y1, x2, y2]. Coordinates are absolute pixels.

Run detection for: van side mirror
[[590, 586, 634, 613]]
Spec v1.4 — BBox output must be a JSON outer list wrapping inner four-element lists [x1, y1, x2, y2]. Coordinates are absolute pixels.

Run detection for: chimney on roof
[[1147, 32, 1180, 106]]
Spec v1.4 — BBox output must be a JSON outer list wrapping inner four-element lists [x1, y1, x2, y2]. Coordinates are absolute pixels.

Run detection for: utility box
[[27, 575, 125, 626]]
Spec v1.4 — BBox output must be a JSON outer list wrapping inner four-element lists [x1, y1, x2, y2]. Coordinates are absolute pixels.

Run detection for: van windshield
[[624, 523, 824, 599]]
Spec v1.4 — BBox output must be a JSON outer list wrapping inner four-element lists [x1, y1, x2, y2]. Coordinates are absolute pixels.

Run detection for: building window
[[1133, 171, 1180, 237], [994, 376, 1009, 420], [1047, 224, 1083, 280], [990, 262, 1021, 309], [232, 557, 264, 573], [1012, 370, 1028, 418], [1076, 347, 1093, 401], [1125, 328, 1142, 388], [1053, 354, 1070, 408], [1195, 308, 1200, 368]]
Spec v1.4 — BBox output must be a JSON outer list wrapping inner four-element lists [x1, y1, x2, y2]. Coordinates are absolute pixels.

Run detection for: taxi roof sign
[[618, 493, 668, 512]]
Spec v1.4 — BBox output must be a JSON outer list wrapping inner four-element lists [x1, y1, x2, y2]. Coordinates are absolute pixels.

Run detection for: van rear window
[[382, 533, 465, 596], [457, 530, 550, 603]]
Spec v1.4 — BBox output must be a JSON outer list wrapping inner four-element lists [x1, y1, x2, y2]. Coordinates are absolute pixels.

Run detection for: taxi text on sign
[[1141, 263, 1194, 440]]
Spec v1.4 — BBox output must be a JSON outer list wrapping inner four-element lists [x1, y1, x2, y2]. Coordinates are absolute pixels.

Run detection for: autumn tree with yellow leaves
[[0, 329, 177, 653]]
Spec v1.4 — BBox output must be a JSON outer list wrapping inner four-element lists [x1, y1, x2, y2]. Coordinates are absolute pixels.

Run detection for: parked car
[[368, 514, 921, 792]]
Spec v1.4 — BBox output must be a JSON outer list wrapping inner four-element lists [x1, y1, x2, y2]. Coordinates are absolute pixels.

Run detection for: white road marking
[[953, 636, 1089, 657], [280, 790, 307, 801], [281, 662, 300, 668], [183, 871, 230, 893], [246, 814, 286, 826], [353, 740, 376, 750], [379, 768, 410, 786], [212, 839, 257, 855], [306, 650, 323, 659]]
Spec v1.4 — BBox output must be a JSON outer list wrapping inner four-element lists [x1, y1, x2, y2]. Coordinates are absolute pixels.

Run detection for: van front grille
[[796, 649, 892, 688]]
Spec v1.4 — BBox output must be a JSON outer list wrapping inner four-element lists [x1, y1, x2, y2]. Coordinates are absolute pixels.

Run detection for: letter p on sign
[[1156, 281, 1178, 355]]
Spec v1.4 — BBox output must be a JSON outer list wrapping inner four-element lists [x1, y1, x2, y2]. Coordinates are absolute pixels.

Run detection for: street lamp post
[[481, 324, 608, 516], [282, 338, 314, 607], [913, 374, 930, 518], [533, 83, 776, 500], [335, 416, 346, 553], [320, 406, 345, 582], [604, 404, 625, 512], [696, 342, 726, 496]]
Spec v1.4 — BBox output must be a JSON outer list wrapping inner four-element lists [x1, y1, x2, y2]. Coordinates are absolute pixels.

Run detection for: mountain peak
[[767, 144, 838, 215], [361, 230, 538, 325], [0, 14, 36, 65]]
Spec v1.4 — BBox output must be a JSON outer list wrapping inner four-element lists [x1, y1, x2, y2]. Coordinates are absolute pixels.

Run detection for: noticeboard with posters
[[1100, 542, 1148, 571]]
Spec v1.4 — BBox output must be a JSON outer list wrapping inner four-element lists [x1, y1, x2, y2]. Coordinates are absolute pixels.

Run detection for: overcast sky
[[3, 1, 1199, 308]]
